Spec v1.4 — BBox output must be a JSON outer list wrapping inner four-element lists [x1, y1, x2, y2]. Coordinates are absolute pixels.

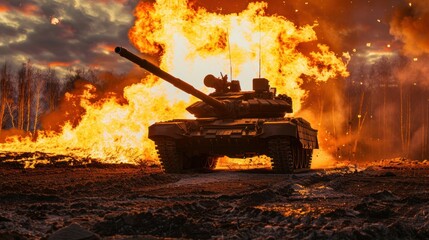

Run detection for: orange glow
[[0, 4, 10, 12], [0, 0, 349, 168], [20, 3, 39, 15], [93, 43, 115, 54], [48, 61, 78, 67], [93, 0, 128, 4]]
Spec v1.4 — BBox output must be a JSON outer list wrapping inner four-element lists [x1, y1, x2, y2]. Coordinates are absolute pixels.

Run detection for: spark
[[51, 17, 60, 25], [366, 42, 371, 47]]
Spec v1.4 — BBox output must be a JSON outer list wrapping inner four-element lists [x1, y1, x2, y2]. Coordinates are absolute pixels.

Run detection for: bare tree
[[399, 82, 412, 157], [17, 63, 26, 130], [32, 69, 45, 134], [352, 90, 367, 155], [420, 95, 428, 160], [0, 62, 13, 133], [45, 68, 60, 113], [25, 61, 33, 132], [17, 61, 34, 131]]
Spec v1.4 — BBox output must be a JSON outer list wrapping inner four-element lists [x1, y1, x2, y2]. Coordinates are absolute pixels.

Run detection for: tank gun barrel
[[115, 47, 227, 113]]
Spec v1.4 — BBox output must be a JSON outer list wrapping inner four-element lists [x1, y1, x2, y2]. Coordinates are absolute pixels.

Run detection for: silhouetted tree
[[0, 62, 13, 132], [45, 68, 60, 113]]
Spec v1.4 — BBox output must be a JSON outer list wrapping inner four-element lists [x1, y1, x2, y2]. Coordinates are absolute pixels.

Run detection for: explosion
[[0, 0, 349, 168]]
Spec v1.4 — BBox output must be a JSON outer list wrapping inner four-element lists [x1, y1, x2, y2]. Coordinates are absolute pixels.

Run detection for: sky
[[0, 0, 427, 77]]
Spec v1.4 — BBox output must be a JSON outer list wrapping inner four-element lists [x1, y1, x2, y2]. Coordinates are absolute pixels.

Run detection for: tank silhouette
[[115, 47, 318, 173]]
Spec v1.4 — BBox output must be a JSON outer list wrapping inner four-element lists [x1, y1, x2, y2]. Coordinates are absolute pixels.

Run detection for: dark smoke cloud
[[0, 0, 138, 76], [390, 0, 429, 56]]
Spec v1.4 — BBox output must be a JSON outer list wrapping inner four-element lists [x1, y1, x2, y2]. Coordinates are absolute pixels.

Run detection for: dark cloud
[[0, 0, 138, 75]]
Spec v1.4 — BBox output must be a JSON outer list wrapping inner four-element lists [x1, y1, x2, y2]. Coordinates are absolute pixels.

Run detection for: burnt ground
[[0, 153, 429, 239]]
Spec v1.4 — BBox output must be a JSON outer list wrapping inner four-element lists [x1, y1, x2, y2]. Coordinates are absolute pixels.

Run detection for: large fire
[[0, 0, 349, 168]]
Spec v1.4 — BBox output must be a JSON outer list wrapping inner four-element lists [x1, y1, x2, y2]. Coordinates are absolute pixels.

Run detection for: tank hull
[[149, 118, 318, 173]]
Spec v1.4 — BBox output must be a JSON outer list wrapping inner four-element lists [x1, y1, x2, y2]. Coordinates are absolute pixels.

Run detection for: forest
[[338, 56, 429, 161], [0, 61, 64, 137]]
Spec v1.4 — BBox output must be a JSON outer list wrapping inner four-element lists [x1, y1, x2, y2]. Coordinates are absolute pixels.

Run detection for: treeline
[[0, 61, 63, 136], [0, 61, 139, 139], [342, 56, 429, 160]]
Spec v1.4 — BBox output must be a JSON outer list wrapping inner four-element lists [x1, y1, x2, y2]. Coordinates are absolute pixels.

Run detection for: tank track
[[154, 137, 218, 173], [154, 137, 184, 173], [269, 138, 294, 173], [305, 149, 313, 169], [269, 138, 312, 173]]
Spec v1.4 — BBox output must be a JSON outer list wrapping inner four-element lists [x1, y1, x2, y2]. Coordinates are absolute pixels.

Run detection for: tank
[[115, 47, 318, 173]]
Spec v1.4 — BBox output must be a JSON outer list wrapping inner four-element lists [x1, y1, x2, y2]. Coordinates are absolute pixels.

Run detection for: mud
[[0, 155, 429, 239]]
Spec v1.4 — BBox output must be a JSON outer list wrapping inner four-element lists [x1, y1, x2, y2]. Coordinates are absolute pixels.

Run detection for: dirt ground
[[0, 153, 429, 239]]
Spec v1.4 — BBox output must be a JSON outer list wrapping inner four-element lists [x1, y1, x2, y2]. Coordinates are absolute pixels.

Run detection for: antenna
[[227, 28, 233, 80]]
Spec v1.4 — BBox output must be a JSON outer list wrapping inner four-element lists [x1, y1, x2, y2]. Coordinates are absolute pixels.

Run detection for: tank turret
[[115, 47, 292, 118]]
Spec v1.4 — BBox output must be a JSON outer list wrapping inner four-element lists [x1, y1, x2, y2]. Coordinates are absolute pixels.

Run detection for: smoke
[[390, 0, 429, 56], [395, 57, 429, 87], [388, 0, 429, 160]]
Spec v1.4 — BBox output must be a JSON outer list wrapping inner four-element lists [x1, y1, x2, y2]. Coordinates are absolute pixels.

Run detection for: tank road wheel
[[269, 138, 313, 173], [304, 149, 313, 169], [269, 138, 294, 173], [154, 137, 184, 173], [188, 155, 218, 171], [293, 147, 312, 171], [203, 156, 218, 170]]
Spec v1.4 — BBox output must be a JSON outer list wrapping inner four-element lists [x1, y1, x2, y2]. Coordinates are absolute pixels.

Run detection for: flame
[[130, 1, 349, 111], [0, 0, 349, 169], [1, 82, 187, 166]]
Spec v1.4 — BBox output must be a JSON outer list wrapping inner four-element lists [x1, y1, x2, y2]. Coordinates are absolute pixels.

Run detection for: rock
[[0, 232, 27, 240], [239, 189, 276, 206], [323, 208, 359, 218], [48, 223, 100, 240], [369, 190, 399, 201], [272, 182, 294, 196], [378, 171, 396, 177], [0, 215, 11, 222]]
